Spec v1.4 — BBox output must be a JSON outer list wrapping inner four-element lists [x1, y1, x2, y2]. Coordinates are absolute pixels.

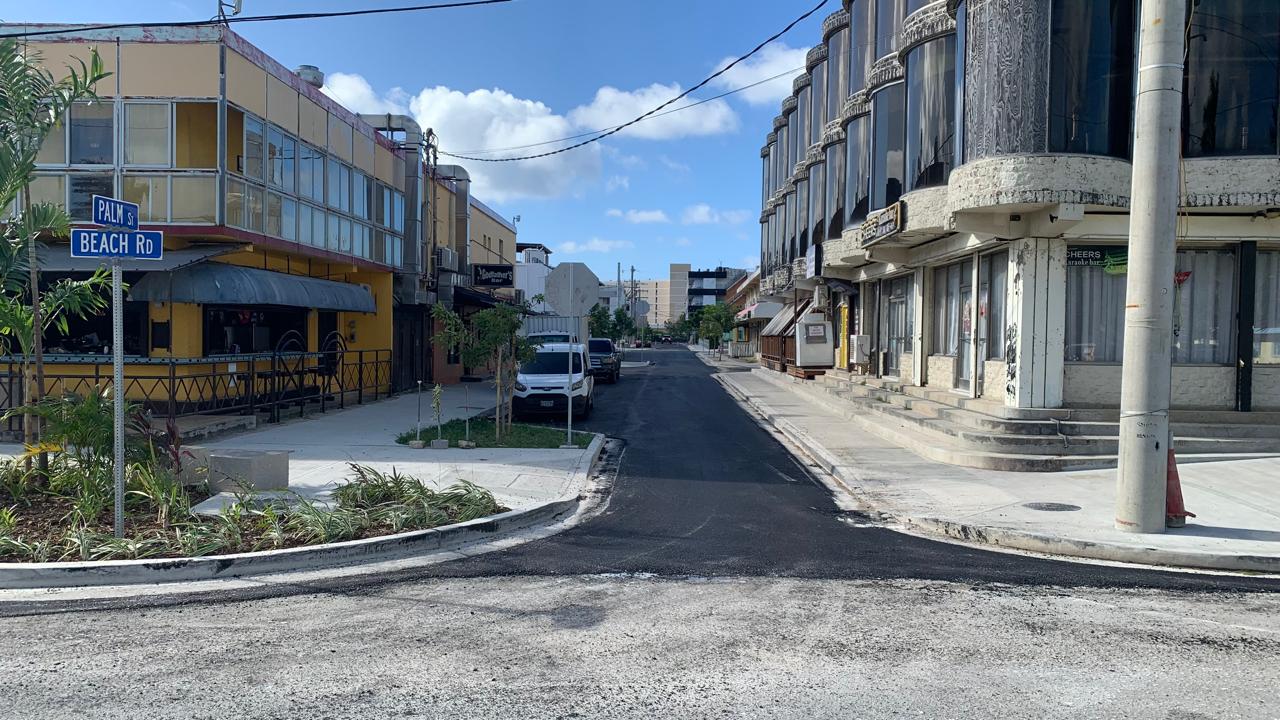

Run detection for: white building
[[515, 242, 553, 312]]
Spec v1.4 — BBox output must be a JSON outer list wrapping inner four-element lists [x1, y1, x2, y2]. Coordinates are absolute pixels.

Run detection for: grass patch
[[395, 418, 593, 449]]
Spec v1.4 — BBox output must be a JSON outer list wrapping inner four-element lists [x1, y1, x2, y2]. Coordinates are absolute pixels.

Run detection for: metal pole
[[1116, 0, 1186, 534], [415, 379, 422, 442], [112, 259, 125, 538], [566, 266, 574, 445], [464, 382, 470, 442]]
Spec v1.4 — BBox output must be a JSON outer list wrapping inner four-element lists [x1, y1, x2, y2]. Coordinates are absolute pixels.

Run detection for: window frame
[[123, 101, 173, 168]]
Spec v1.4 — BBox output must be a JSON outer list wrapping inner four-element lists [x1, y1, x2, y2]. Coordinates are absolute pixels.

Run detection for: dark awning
[[129, 262, 376, 313], [39, 245, 237, 273], [455, 285, 500, 308]]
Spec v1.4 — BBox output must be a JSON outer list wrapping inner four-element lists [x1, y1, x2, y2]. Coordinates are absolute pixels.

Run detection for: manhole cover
[[1022, 502, 1082, 512]]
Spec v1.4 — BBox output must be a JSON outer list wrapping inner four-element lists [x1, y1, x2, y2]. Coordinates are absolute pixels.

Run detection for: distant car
[[637, 340, 651, 348], [513, 342, 594, 418], [587, 337, 621, 383]]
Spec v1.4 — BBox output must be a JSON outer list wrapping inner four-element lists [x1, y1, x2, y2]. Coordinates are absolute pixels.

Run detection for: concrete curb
[[712, 371, 1280, 574], [0, 433, 608, 591]]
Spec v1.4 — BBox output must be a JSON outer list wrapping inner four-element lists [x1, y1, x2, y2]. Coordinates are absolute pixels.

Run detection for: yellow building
[[7, 23, 515, 422]]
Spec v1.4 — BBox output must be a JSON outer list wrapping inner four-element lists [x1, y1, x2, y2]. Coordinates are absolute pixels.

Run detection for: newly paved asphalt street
[[3, 347, 1278, 719]]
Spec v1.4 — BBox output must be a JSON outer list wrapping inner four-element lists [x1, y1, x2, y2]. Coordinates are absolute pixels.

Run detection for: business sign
[[70, 229, 164, 259], [1067, 246, 1127, 274], [861, 201, 905, 247], [92, 194, 139, 231], [804, 242, 822, 279], [472, 263, 514, 287]]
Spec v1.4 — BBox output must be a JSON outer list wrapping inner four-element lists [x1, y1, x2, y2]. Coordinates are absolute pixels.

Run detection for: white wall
[[1063, 364, 1236, 409]]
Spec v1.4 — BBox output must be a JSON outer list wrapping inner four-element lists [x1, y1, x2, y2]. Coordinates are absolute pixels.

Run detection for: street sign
[[91, 194, 139, 231], [70, 229, 164, 259], [472, 263, 514, 287]]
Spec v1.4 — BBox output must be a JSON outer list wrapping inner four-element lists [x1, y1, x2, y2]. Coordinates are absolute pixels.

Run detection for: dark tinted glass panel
[[1184, 0, 1280, 156], [1049, 0, 1137, 157], [784, 192, 795, 262], [808, 163, 825, 247], [785, 110, 798, 169], [906, 0, 931, 14], [849, 0, 873, 95], [845, 116, 871, 224], [521, 352, 582, 375], [796, 87, 811, 164], [826, 141, 846, 238], [906, 36, 957, 191], [811, 61, 828, 146], [955, 1, 967, 166], [589, 340, 613, 353], [871, 83, 906, 210], [778, 125, 789, 182], [796, 179, 810, 258], [828, 28, 850, 122], [876, 0, 905, 58]]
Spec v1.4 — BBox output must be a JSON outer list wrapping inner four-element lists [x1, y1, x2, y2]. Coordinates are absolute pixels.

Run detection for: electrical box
[[849, 334, 871, 364], [795, 313, 834, 368]]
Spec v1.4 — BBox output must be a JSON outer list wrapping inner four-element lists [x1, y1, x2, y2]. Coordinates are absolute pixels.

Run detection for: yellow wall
[[226, 50, 267, 117], [147, 302, 203, 358], [470, 205, 516, 266], [121, 43, 219, 97], [267, 75, 299, 134], [175, 102, 218, 169], [342, 271, 393, 352]]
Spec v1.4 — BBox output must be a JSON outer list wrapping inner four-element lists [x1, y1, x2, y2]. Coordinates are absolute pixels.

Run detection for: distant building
[[515, 242, 554, 312]]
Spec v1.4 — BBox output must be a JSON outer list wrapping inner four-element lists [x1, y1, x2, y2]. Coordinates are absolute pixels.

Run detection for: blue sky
[[4, 0, 829, 280]]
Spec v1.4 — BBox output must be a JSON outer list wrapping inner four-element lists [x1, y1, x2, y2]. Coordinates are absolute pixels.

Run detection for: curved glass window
[[796, 179, 810, 259], [810, 60, 828, 147], [785, 109, 799, 171], [784, 192, 796, 263], [808, 162, 825, 249], [761, 152, 770, 208], [1049, 0, 1137, 157], [796, 87, 811, 165], [828, 27, 850, 124], [905, 36, 957, 192], [875, 0, 905, 59], [871, 83, 906, 210], [845, 116, 871, 225], [906, 0, 931, 14], [849, 0, 873, 96], [777, 124, 790, 186], [1184, 1, 1280, 157], [826, 141, 846, 239]]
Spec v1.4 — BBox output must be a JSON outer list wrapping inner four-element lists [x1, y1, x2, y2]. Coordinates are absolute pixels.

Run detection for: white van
[[512, 342, 594, 418]]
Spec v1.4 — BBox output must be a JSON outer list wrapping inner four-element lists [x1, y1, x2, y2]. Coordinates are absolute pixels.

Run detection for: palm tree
[[0, 38, 111, 463]]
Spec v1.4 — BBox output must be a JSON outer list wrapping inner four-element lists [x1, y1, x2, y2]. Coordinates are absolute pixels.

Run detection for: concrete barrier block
[[208, 449, 290, 492]]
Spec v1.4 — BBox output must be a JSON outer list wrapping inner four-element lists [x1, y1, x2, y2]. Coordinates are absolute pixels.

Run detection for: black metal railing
[[1, 341, 392, 434]]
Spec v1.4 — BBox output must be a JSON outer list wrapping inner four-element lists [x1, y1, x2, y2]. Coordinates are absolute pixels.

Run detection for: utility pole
[[1116, 0, 1186, 534], [629, 266, 637, 338], [617, 262, 623, 316]]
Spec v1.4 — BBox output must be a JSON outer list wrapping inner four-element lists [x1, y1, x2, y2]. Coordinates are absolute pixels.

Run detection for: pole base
[[408, 440, 426, 449], [558, 444, 579, 449], [429, 439, 450, 449], [1166, 516, 1187, 529]]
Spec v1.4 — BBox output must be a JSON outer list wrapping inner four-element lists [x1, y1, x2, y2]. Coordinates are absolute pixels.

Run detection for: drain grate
[[1022, 502, 1082, 512]]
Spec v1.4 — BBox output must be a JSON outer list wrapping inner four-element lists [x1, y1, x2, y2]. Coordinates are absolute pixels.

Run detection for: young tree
[[587, 303, 611, 338], [610, 307, 634, 342], [697, 303, 736, 349], [0, 41, 111, 461], [431, 303, 535, 439]]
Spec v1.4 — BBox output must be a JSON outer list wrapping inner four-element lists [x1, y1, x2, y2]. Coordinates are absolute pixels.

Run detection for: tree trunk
[[24, 186, 46, 476], [494, 346, 503, 443]]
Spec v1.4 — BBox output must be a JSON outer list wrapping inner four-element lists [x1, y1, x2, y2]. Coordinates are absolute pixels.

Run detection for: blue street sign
[[70, 229, 164, 259], [91, 194, 139, 231]]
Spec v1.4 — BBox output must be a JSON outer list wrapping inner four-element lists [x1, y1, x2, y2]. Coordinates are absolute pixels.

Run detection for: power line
[[447, 65, 805, 156], [0, 0, 512, 39], [440, 0, 830, 163]]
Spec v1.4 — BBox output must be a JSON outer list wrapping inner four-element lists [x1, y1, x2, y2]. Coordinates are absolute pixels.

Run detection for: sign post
[[75, 195, 163, 538]]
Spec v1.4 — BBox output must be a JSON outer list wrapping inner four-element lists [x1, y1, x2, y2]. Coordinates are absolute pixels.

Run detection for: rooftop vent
[[296, 65, 325, 89]]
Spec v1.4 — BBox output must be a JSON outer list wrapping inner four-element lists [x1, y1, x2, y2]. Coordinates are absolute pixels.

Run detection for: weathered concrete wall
[[1005, 238, 1065, 408], [898, 352, 916, 386], [927, 355, 957, 390], [983, 359, 1008, 401], [1254, 366, 1280, 410], [1064, 364, 1236, 409], [947, 155, 1131, 214]]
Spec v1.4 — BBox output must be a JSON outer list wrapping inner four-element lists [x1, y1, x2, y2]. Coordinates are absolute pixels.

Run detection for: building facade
[[757, 0, 1280, 412], [9, 23, 514, 422]]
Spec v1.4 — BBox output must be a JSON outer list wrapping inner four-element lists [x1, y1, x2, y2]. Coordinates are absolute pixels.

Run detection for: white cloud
[[605, 208, 624, 218], [675, 237, 692, 247], [605, 175, 630, 192], [682, 203, 752, 225], [711, 42, 808, 106], [569, 83, 738, 140], [659, 155, 691, 174], [558, 238, 635, 254], [740, 255, 761, 270], [614, 209, 669, 224], [322, 72, 410, 115]]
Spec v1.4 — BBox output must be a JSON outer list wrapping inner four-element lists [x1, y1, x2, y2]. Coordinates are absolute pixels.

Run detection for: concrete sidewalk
[[714, 364, 1280, 573]]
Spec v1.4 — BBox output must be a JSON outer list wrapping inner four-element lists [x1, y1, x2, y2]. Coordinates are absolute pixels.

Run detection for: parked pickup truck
[[587, 337, 621, 383]]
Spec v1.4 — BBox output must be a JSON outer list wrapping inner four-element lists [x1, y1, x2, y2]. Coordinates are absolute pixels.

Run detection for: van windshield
[[521, 352, 582, 374], [588, 340, 613, 353]]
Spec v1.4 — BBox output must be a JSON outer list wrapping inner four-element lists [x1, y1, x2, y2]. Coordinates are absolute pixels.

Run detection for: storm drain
[[1022, 502, 1082, 512]]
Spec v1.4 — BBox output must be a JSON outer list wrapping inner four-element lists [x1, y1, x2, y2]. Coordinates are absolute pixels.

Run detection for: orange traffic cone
[[1166, 447, 1196, 528]]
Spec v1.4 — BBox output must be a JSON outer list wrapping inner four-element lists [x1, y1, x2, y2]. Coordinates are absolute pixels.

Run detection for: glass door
[[883, 276, 910, 377], [956, 259, 974, 391]]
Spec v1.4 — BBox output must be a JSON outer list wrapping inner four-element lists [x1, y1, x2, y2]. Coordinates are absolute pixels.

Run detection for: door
[[882, 277, 909, 377], [956, 259, 974, 391]]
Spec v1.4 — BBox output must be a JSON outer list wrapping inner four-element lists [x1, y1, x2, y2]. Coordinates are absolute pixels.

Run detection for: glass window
[[932, 261, 968, 356], [875, 0, 905, 59], [786, 108, 799, 171], [175, 102, 218, 169], [905, 35, 957, 192], [906, 0, 931, 14], [352, 171, 369, 219], [1065, 260, 1127, 362], [871, 83, 906, 210], [267, 127, 295, 192], [246, 186, 264, 233], [1049, 0, 1137, 157], [122, 176, 168, 222], [299, 144, 324, 203], [27, 175, 65, 209], [390, 235, 403, 267], [340, 165, 352, 213], [783, 192, 795, 263], [828, 27, 849, 123], [36, 124, 66, 165], [850, 0, 873, 96], [226, 178, 246, 229], [243, 116, 264, 179], [795, 179, 810, 259], [1183, 1, 1280, 157], [297, 204, 313, 245], [796, 86, 811, 165], [312, 205, 325, 244], [326, 212, 341, 250], [375, 183, 389, 226], [68, 174, 113, 220], [69, 103, 113, 164], [810, 61, 827, 146], [1173, 249, 1236, 364], [983, 251, 1008, 360], [826, 140, 846, 239], [267, 192, 283, 238], [955, 1, 967, 168], [327, 158, 341, 208], [808, 161, 825, 248], [393, 191, 404, 232], [170, 176, 216, 223], [124, 103, 169, 166], [282, 197, 297, 242], [1257, 251, 1280, 363], [845, 116, 871, 224]]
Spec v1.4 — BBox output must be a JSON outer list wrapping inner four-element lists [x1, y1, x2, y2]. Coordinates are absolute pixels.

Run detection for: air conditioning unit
[[513, 289, 526, 305], [850, 334, 871, 364], [436, 247, 458, 273]]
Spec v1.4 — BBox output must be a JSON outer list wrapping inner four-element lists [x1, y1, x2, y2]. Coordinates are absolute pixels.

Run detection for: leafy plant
[[51, 463, 110, 529], [7, 388, 145, 471], [0, 458, 36, 504], [126, 464, 191, 529], [0, 505, 16, 534]]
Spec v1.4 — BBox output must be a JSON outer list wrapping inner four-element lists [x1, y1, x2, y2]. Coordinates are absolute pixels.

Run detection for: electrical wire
[[447, 65, 806, 155], [0, 0, 512, 40], [440, 0, 831, 163]]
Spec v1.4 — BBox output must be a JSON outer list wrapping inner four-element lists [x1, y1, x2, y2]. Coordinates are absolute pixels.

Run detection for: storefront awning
[[736, 301, 782, 322], [39, 245, 237, 273], [128, 262, 376, 313], [454, 285, 501, 308]]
